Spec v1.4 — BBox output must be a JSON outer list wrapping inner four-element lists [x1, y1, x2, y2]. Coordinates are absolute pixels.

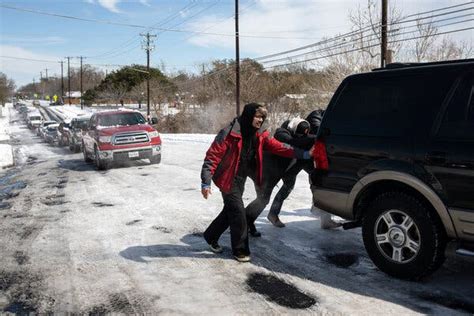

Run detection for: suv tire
[[150, 154, 161, 164], [362, 191, 446, 280]]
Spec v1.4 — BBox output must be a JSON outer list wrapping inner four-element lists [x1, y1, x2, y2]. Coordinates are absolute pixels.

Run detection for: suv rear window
[[98, 112, 146, 127], [326, 72, 457, 136]]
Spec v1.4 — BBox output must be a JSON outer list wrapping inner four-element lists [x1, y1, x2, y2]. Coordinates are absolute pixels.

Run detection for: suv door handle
[[426, 151, 446, 164]]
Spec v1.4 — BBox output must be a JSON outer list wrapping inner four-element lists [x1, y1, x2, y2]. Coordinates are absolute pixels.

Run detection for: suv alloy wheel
[[362, 191, 447, 280]]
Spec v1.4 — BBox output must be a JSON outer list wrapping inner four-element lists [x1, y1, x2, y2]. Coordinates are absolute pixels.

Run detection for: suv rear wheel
[[362, 191, 446, 280]]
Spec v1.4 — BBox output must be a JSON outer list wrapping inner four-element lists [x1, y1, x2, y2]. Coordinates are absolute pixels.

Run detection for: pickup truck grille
[[113, 132, 149, 145]]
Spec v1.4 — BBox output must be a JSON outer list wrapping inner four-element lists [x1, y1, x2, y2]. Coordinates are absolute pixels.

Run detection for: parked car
[[310, 59, 474, 280], [38, 120, 57, 138], [68, 115, 91, 152], [82, 110, 161, 170], [26, 112, 42, 129], [44, 124, 60, 144], [58, 120, 71, 147], [17, 104, 28, 114]]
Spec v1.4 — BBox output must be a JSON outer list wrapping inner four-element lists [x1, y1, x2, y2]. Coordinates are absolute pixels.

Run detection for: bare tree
[[0, 72, 16, 106]]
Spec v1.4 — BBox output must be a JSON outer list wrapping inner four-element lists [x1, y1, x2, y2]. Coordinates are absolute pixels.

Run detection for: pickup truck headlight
[[148, 130, 159, 138], [98, 135, 112, 143]]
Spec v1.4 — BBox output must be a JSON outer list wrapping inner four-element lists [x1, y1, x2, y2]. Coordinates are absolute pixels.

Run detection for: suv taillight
[[313, 139, 328, 170]]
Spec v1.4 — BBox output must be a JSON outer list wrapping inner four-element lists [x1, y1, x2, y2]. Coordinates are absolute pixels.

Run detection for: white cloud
[[0, 45, 61, 88], [186, 0, 356, 57], [139, 0, 151, 7], [184, 0, 472, 59], [98, 0, 122, 13], [84, 0, 150, 13]]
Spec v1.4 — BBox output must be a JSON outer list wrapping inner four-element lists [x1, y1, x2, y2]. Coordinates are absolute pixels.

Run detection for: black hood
[[239, 103, 263, 137]]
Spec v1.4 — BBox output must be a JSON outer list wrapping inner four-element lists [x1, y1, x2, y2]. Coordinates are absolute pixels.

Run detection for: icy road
[[0, 109, 473, 315]]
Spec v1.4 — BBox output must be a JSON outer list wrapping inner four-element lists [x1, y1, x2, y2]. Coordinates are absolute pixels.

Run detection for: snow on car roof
[[96, 109, 139, 116]]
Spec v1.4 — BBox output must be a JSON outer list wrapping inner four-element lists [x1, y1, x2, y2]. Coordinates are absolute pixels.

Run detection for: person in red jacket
[[201, 103, 312, 262]]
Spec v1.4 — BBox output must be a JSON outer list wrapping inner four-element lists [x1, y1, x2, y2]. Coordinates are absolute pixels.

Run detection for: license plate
[[128, 151, 139, 158]]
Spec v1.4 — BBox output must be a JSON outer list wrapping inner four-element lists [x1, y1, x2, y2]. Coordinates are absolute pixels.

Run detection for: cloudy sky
[[0, 0, 472, 87]]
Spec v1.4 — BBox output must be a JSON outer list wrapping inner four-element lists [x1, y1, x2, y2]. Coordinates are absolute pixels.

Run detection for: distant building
[[63, 91, 82, 105]]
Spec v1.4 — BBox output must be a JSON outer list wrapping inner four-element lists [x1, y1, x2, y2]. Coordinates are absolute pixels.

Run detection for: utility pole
[[202, 64, 205, 91], [60, 61, 64, 102], [235, 0, 240, 116], [77, 56, 85, 109], [40, 72, 44, 98], [65, 57, 72, 105], [381, 0, 388, 68], [140, 32, 157, 119]]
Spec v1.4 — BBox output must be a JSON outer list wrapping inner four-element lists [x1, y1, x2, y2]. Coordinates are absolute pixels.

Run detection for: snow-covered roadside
[[0, 103, 13, 168]]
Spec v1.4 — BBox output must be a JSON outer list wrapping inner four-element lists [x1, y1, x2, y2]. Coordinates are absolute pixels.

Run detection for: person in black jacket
[[246, 110, 341, 234]]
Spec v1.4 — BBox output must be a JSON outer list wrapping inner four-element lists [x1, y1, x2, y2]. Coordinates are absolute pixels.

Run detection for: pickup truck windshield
[[98, 113, 146, 127]]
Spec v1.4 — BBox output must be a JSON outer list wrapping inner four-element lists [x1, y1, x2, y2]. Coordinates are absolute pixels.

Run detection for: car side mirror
[[151, 117, 158, 125]]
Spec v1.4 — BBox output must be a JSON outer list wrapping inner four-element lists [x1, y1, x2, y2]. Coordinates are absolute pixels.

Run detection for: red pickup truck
[[82, 110, 162, 170]]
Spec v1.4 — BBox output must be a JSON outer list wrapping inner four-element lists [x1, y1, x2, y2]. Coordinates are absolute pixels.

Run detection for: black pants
[[203, 175, 250, 256], [246, 159, 313, 225]]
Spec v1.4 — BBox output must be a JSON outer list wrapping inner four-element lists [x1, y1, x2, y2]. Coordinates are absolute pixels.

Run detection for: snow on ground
[[1, 104, 474, 314], [0, 103, 13, 168]]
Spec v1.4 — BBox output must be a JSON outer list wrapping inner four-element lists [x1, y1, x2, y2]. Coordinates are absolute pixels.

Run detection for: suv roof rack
[[372, 58, 474, 71]]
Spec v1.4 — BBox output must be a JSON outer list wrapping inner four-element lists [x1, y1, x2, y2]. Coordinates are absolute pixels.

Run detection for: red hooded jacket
[[201, 118, 306, 193]]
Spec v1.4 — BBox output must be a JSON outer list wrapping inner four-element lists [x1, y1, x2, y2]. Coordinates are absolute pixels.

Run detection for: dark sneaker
[[233, 253, 251, 263], [248, 223, 262, 238], [249, 229, 261, 237], [267, 213, 285, 228], [208, 241, 223, 253]]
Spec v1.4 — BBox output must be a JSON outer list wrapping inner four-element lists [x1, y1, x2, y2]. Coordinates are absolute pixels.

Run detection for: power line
[[156, 0, 221, 36], [263, 26, 473, 70], [258, 15, 473, 65], [253, 5, 472, 62], [391, 6, 473, 26], [0, 55, 61, 64], [0, 4, 145, 28], [87, 1, 199, 59], [402, 1, 473, 19], [0, 4, 334, 39]]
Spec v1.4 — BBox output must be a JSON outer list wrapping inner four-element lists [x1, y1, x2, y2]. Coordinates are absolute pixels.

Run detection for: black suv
[[310, 59, 474, 280]]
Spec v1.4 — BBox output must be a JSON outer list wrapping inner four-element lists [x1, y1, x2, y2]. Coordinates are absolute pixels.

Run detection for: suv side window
[[327, 73, 456, 136], [437, 72, 474, 140]]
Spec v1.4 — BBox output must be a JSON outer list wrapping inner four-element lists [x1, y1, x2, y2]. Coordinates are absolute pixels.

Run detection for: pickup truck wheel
[[362, 192, 446, 280], [94, 148, 108, 170], [150, 154, 161, 164], [83, 143, 92, 163]]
